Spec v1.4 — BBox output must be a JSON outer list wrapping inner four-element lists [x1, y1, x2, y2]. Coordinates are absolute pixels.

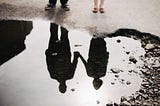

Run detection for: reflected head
[[58, 81, 67, 93], [93, 78, 103, 90]]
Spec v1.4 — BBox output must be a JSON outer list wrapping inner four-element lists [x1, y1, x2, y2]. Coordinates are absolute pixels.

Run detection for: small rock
[[121, 79, 125, 82], [111, 68, 121, 74], [142, 102, 148, 105], [142, 94, 149, 99], [153, 102, 159, 105], [120, 101, 131, 105], [152, 64, 160, 68], [129, 56, 137, 64], [128, 70, 133, 73], [71, 88, 75, 92], [154, 89, 158, 92], [139, 89, 145, 93], [113, 103, 119, 106], [117, 39, 121, 43], [121, 96, 126, 102], [115, 75, 119, 78], [126, 81, 131, 85], [111, 82, 115, 85], [96, 100, 100, 104], [126, 52, 130, 55], [145, 44, 156, 50]]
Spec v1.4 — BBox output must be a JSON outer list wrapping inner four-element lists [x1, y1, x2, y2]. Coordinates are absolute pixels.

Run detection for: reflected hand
[[74, 51, 80, 58]]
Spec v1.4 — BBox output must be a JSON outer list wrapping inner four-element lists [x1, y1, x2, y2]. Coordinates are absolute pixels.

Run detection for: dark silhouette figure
[[79, 37, 109, 90], [45, 23, 79, 93], [0, 20, 33, 65]]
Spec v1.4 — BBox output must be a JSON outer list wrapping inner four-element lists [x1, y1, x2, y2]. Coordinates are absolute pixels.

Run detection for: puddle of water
[[0, 20, 145, 106]]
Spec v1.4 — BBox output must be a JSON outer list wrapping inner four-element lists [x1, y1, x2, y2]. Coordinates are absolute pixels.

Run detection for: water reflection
[[46, 24, 110, 92], [0, 20, 33, 65], [45, 23, 79, 93], [79, 37, 109, 90], [0, 21, 147, 106]]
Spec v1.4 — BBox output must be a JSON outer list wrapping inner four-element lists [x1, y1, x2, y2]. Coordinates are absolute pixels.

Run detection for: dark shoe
[[45, 3, 55, 10], [92, 8, 98, 13], [61, 5, 70, 11], [99, 8, 105, 13]]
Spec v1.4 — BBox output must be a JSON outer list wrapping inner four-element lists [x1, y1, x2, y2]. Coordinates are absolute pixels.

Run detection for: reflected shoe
[[61, 5, 70, 11], [45, 3, 55, 10], [93, 78, 103, 90]]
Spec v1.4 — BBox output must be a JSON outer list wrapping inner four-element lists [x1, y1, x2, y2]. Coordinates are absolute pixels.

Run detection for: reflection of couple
[[45, 23, 109, 93], [79, 37, 109, 90]]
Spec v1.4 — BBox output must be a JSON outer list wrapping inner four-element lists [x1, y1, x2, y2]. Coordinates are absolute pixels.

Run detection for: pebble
[[71, 88, 75, 92], [126, 81, 131, 85], [129, 56, 137, 64], [111, 82, 115, 85], [145, 44, 156, 50], [96, 100, 100, 104], [152, 64, 160, 68], [115, 75, 119, 78], [117, 39, 121, 43], [110, 68, 121, 74]]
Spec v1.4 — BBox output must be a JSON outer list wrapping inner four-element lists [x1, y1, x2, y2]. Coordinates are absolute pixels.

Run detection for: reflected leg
[[48, 23, 59, 50], [49, 0, 57, 5]]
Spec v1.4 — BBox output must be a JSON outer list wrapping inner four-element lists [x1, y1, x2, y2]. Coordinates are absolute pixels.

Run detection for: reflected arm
[[78, 53, 88, 68], [71, 52, 79, 71]]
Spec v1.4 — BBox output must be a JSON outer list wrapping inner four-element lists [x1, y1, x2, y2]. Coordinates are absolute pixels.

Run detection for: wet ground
[[0, 0, 160, 36], [0, 20, 160, 106]]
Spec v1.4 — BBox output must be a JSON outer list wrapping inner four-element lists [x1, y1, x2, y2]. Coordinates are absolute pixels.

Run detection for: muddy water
[[0, 20, 145, 106]]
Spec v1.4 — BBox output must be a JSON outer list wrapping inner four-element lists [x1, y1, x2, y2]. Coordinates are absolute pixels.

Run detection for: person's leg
[[99, 0, 105, 13], [48, 23, 59, 49], [100, 0, 104, 8], [60, 26, 68, 41], [94, 0, 98, 8], [92, 0, 98, 13], [60, 0, 70, 11], [60, 0, 68, 6], [45, 0, 57, 10], [60, 26, 71, 53]]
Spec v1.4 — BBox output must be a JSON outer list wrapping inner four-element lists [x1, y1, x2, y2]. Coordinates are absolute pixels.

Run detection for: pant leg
[[60, 0, 68, 6], [49, 0, 57, 5], [60, 26, 71, 53], [48, 23, 59, 50]]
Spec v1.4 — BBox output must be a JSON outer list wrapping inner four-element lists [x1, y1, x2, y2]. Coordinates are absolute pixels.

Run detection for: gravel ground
[[104, 29, 160, 106]]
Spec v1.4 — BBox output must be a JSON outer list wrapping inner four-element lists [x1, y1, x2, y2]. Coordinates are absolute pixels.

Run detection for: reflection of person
[[45, 0, 70, 11], [45, 23, 79, 93], [92, 0, 105, 13], [0, 20, 33, 65], [79, 37, 109, 90]]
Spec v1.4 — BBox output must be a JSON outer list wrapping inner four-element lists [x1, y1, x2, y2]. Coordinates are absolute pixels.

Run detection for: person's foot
[[99, 8, 105, 13], [45, 3, 55, 10], [92, 8, 98, 13], [61, 5, 70, 11]]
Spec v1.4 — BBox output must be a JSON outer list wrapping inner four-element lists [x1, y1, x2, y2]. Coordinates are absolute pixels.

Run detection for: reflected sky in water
[[0, 20, 145, 106]]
